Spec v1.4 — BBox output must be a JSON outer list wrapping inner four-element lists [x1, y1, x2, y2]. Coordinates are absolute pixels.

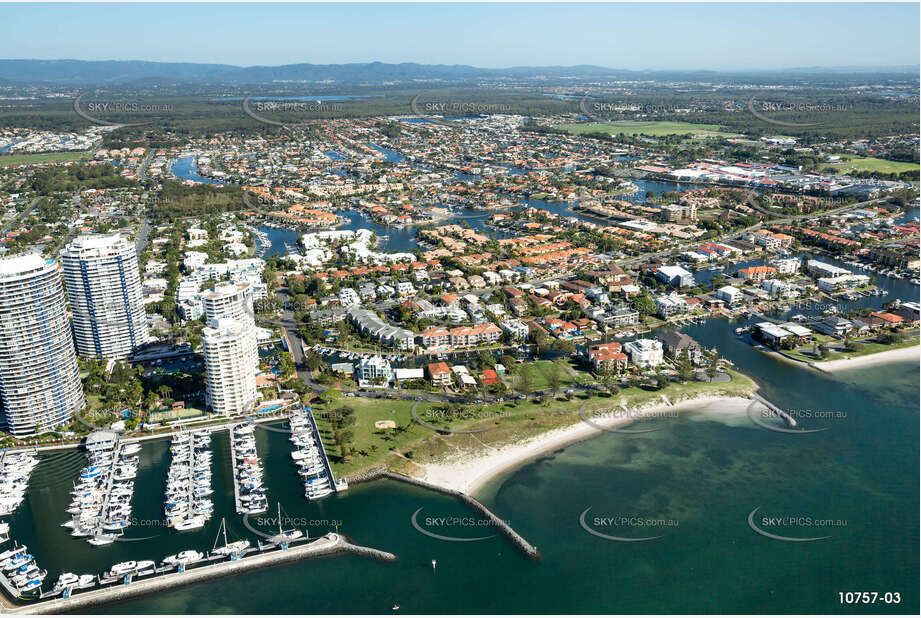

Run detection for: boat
[[211, 518, 251, 557], [53, 573, 79, 590], [173, 515, 206, 531], [104, 561, 137, 578], [162, 550, 203, 566], [88, 534, 119, 546], [78, 574, 96, 589]]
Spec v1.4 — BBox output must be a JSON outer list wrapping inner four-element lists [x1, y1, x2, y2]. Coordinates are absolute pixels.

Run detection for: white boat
[[120, 443, 141, 455], [88, 534, 118, 546], [173, 515, 206, 531], [162, 550, 203, 566], [53, 573, 79, 590], [104, 561, 137, 578], [78, 574, 96, 589]]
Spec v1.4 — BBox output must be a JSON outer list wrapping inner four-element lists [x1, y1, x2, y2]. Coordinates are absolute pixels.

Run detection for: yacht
[[162, 550, 203, 566], [103, 561, 138, 578], [52, 573, 80, 591]]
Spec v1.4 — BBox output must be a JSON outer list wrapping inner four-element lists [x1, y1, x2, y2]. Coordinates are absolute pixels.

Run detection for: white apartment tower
[[202, 317, 258, 415], [61, 233, 150, 359], [202, 282, 258, 372], [0, 253, 85, 436]]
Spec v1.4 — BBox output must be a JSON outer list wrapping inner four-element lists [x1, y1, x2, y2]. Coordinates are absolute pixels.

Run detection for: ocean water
[[4, 325, 916, 613]]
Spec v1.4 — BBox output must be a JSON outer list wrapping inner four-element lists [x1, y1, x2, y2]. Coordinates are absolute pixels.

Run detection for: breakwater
[[346, 469, 540, 559], [5, 534, 395, 614]]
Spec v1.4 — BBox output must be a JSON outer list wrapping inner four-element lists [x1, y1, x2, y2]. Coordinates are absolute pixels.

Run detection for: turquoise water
[[3, 336, 912, 612]]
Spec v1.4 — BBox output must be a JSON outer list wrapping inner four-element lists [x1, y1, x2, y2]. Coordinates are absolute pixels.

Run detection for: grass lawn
[[558, 121, 740, 138], [512, 359, 579, 391], [0, 151, 92, 166], [828, 156, 919, 174], [785, 335, 919, 362], [318, 368, 758, 478]]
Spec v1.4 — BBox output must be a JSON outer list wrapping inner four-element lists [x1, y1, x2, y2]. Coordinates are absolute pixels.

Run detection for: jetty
[[751, 393, 797, 428], [347, 469, 539, 559], [3, 534, 395, 614]]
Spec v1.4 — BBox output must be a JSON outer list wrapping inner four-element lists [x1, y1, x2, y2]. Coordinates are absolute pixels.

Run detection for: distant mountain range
[[0, 59, 916, 86]]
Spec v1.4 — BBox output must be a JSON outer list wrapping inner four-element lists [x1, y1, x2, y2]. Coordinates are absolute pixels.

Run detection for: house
[[813, 317, 854, 337], [426, 362, 452, 387], [752, 322, 794, 348], [657, 331, 704, 366], [624, 339, 664, 368], [715, 285, 742, 305], [770, 257, 801, 275], [396, 281, 416, 297]]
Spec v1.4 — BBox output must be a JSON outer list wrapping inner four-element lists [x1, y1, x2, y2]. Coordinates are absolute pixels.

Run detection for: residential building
[[737, 265, 778, 282], [202, 282, 259, 373], [202, 317, 258, 415], [770, 256, 801, 275], [624, 338, 664, 368], [0, 253, 85, 437], [715, 285, 742, 305], [655, 293, 689, 318], [587, 342, 628, 372], [500, 318, 530, 340], [654, 265, 694, 288], [338, 287, 361, 306], [449, 323, 502, 347], [358, 355, 392, 382], [61, 233, 150, 359], [426, 362, 452, 387], [657, 331, 704, 365]]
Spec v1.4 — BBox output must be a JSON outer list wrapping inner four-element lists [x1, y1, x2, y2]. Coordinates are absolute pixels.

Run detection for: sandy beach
[[418, 395, 754, 496], [812, 344, 920, 372]]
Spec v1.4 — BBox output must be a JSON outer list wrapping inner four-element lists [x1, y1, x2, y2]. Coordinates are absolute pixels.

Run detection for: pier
[[751, 393, 797, 428], [347, 469, 540, 559], [3, 534, 396, 614]]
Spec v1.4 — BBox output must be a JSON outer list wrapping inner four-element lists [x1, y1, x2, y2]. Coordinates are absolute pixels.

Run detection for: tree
[[631, 294, 657, 319], [547, 364, 561, 397], [705, 349, 719, 382], [517, 369, 532, 395], [676, 349, 693, 382]]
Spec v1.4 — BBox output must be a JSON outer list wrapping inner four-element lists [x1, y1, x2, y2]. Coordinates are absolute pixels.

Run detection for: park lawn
[[829, 156, 919, 174], [514, 359, 578, 391], [0, 151, 92, 166], [819, 334, 920, 361], [558, 121, 740, 138], [323, 368, 758, 478]]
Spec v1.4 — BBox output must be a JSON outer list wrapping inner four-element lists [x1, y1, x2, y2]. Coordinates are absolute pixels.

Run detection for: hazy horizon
[[1, 3, 918, 72]]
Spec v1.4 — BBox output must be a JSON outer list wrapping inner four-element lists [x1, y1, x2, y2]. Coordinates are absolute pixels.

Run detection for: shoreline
[[810, 344, 920, 373], [416, 394, 755, 497]]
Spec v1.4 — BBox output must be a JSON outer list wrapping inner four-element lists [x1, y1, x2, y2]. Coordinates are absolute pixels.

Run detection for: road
[[0, 197, 40, 237], [137, 149, 154, 181]]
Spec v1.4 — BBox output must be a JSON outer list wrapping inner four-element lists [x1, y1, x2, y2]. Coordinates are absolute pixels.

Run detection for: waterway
[[1, 315, 913, 613], [170, 156, 223, 186]]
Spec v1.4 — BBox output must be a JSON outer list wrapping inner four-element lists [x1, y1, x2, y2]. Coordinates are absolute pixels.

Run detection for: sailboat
[[211, 518, 250, 558], [267, 503, 303, 545]]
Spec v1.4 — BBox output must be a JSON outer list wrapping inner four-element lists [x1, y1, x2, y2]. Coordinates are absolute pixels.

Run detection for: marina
[[164, 430, 214, 532], [287, 407, 338, 500], [230, 424, 268, 515], [0, 450, 38, 517], [62, 434, 140, 546]]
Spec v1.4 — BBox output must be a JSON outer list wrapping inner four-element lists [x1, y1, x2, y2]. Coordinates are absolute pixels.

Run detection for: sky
[[0, 3, 918, 71]]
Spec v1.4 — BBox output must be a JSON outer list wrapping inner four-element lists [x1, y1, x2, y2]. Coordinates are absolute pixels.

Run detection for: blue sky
[[0, 3, 917, 70]]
